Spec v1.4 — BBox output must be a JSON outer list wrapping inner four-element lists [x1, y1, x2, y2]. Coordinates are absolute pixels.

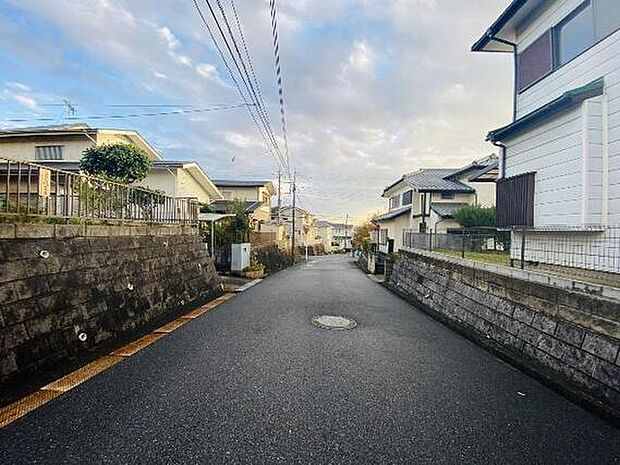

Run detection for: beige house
[[316, 221, 334, 253], [272, 206, 318, 248], [0, 123, 223, 204], [376, 156, 498, 253], [212, 180, 274, 229]]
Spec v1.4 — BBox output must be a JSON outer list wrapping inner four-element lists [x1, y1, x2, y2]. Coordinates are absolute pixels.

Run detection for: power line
[[213, 0, 283, 168], [203, 0, 288, 176], [229, 0, 287, 177], [40, 103, 228, 108], [268, 0, 291, 175], [192, 0, 288, 175], [3, 103, 250, 123]]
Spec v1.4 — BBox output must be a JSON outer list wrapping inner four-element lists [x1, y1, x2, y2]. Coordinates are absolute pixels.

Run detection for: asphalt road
[[1, 255, 619, 464]]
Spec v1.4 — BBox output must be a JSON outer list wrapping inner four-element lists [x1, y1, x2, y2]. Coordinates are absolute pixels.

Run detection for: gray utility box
[[231, 243, 251, 271]]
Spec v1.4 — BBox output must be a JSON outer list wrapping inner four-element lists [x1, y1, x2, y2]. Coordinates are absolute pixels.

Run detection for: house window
[[379, 229, 388, 245], [441, 192, 455, 200], [496, 172, 535, 228], [594, 0, 620, 40], [517, 31, 553, 92], [555, 1, 595, 66], [389, 195, 400, 210], [35, 145, 64, 160], [402, 190, 412, 205], [420, 193, 430, 215], [517, 0, 620, 92]]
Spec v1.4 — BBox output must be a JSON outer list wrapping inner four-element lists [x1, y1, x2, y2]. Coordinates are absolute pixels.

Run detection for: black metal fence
[[511, 226, 620, 275], [0, 157, 199, 223], [403, 228, 510, 259], [402, 226, 620, 277]]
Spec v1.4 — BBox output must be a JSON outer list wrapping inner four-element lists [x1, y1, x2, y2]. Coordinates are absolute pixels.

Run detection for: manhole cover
[[311, 315, 357, 330]]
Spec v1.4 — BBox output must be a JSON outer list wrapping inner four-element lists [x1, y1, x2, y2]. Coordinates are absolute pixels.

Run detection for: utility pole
[[276, 169, 282, 225], [344, 213, 349, 252], [291, 171, 296, 262]]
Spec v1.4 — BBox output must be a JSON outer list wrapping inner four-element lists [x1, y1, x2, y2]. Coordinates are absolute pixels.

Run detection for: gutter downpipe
[[486, 33, 518, 122], [491, 140, 507, 179]]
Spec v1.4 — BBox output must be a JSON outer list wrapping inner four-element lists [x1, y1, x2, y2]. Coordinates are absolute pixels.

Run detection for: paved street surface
[[1, 255, 619, 464]]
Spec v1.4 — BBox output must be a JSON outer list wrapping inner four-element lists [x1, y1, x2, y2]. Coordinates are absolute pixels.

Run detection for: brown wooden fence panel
[[496, 172, 535, 228]]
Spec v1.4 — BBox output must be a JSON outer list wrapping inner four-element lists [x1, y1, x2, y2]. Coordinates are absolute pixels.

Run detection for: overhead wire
[[268, 0, 291, 176], [3, 103, 250, 124], [193, 0, 289, 176], [213, 0, 286, 175], [229, 0, 288, 177]]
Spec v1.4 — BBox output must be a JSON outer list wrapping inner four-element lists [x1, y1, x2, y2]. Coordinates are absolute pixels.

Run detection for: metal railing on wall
[[402, 225, 620, 276], [403, 228, 510, 260], [0, 157, 199, 224]]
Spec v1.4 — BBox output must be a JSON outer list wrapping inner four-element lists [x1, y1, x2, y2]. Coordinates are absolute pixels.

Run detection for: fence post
[[461, 230, 466, 259], [429, 230, 433, 251], [520, 230, 526, 270]]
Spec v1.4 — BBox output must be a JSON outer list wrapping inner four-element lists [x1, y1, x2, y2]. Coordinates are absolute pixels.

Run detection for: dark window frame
[[517, 0, 620, 94], [35, 145, 65, 161], [440, 192, 455, 200], [552, 0, 594, 68], [402, 190, 413, 205], [517, 30, 554, 93]]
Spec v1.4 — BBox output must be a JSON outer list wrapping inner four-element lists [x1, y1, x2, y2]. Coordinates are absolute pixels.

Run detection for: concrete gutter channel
[[364, 252, 620, 427], [0, 292, 237, 429]]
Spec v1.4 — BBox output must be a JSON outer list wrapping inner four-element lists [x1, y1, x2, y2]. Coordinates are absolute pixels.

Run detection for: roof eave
[[184, 163, 224, 200], [488, 78, 605, 142], [471, 0, 528, 52]]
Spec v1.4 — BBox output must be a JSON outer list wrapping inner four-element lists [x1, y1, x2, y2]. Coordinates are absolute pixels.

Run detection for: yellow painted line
[[154, 318, 189, 333], [0, 390, 61, 428], [41, 355, 124, 393], [111, 334, 164, 357], [180, 307, 211, 319], [0, 293, 235, 429]]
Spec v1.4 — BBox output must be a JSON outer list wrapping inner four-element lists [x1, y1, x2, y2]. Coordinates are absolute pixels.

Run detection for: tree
[[353, 221, 376, 251], [226, 199, 252, 237], [80, 143, 151, 183], [452, 205, 496, 229]]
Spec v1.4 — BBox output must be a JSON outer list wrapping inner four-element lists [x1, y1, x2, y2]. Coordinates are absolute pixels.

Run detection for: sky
[[0, 0, 513, 224]]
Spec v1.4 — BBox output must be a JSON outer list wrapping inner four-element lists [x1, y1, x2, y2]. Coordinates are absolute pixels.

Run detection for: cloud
[[1, 0, 513, 222], [158, 26, 180, 51], [12, 94, 37, 110], [196, 63, 216, 78], [344, 41, 377, 75]]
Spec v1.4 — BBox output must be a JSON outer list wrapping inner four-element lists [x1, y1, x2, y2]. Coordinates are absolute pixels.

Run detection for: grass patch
[[434, 248, 511, 266]]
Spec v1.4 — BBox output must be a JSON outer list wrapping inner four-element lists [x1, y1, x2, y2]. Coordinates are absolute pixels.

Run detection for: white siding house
[[375, 157, 498, 254], [473, 0, 620, 276]]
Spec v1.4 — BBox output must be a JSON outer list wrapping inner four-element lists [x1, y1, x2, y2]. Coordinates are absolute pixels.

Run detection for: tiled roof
[[430, 203, 469, 218], [404, 169, 474, 193], [375, 205, 411, 222]]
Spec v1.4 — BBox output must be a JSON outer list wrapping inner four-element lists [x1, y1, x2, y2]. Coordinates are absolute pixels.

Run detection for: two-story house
[[270, 206, 319, 248], [473, 0, 620, 274], [331, 223, 353, 251], [0, 123, 223, 204], [211, 179, 274, 230], [375, 156, 498, 253]]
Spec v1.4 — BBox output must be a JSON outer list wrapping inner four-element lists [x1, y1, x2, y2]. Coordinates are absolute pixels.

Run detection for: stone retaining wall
[[386, 250, 620, 420], [0, 223, 221, 384]]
